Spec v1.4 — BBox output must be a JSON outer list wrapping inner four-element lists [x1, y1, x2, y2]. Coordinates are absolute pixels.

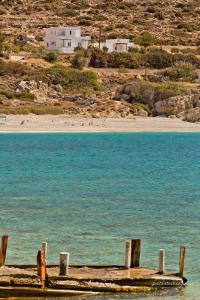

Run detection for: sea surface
[[0, 133, 200, 300]]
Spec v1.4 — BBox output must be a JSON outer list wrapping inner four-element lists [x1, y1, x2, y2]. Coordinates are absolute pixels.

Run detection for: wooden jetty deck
[[0, 236, 187, 297], [0, 265, 185, 296]]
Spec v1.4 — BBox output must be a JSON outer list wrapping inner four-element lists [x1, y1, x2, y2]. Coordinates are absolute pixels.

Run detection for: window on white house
[[47, 43, 49, 47], [70, 30, 72, 35], [68, 41, 71, 47]]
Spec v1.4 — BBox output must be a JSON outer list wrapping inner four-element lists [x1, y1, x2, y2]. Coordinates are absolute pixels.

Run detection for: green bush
[[159, 64, 197, 82], [23, 44, 45, 55], [135, 31, 154, 47], [89, 48, 141, 69], [71, 50, 89, 69], [153, 82, 184, 102], [118, 67, 129, 73], [0, 107, 31, 115], [44, 51, 59, 63], [30, 106, 64, 115], [48, 65, 100, 93], [0, 87, 15, 99], [145, 48, 172, 69], [172, 53, 200, 67], [125, 81, 155, 105], [108, 52, 141, 68], [176, 23, 196, 32], [0, 106, 64, 115], [59, 8, 77, 17], [89, 48, 108, 68], [146, 6, 159, 13], [0, 33, 20, 55], [0, 60, 31, 76], [115, 81, 184, 107], [93, 14, 107, 21], [16, 91, 36, 102], [79, 19, 92, 26], [132, 102, 151, 114]]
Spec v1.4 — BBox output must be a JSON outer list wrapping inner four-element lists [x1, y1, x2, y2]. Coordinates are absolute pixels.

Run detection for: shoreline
[[0, 115, 200, 133]]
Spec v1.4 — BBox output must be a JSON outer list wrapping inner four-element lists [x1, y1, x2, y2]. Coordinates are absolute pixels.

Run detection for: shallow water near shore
[[0, 132, 200, 299]]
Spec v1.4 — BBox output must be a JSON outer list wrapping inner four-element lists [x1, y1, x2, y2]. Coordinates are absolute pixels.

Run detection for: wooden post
[[179, 246, 186, 278], [125, 240, 132, 269], [42, 242, 47, 255], [59, 252, 69, 276], [0, 235, 8, 267], [41, 242, 47, 263], [37, 250, 42, 276], [41, 250, 46, 288], [131, 239, 141, 268], [37, 250, 46, 288], [158, 249, 165, 274]]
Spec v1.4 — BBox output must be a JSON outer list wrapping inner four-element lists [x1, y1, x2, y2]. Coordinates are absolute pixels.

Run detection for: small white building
[[44, 27, 91, 54], [98, 39, 134, 53]]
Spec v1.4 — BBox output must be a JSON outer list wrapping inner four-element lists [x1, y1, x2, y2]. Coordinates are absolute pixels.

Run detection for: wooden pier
[[0, 236, 187, 297]]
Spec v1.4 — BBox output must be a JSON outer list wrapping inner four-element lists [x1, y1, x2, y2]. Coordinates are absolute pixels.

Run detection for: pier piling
[[42, 242, 48, 264], [42, 242, 48, 256], [41, 250, 46, 288], [37, 250, 46, 288], [125, 240, 131, 269], [59, 252, 69, 276], [131, 239, 141, 268], [158, 249, 165, 274], [0, 235, 8, 267], [179, 246, 186, 278]]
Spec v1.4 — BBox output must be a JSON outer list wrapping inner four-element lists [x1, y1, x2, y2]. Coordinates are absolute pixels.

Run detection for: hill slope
[[0, 0, 200, 45]]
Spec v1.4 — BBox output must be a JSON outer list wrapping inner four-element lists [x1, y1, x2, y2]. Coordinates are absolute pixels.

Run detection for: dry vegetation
[[0, 0, 200, 45]]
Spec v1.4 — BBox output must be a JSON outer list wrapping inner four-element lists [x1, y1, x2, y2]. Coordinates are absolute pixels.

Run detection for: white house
[[44, 27, 91, 54], [98, 39, 134, 53]]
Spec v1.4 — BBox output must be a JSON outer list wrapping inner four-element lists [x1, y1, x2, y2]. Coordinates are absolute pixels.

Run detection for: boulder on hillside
[[154, 95, 200, 116], [185, 107, 200, 122]]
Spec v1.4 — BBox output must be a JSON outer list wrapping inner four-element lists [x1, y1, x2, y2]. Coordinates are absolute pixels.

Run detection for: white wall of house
[[97, 39, 134, 53], [44, 27, 91, 54]]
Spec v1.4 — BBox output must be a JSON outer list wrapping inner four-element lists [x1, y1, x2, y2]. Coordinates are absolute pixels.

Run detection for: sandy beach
[[0, 115, 200, 133]]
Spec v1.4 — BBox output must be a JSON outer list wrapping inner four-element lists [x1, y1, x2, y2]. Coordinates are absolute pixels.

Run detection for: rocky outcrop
[[154, 94, 200, 122], [185, 108, 200, 122], [15, 80, 49, 102], [154, 95, 194, 116], [63, 96, 96, 106], [132, 108, 148, 117], [15, 80, 64, 102]]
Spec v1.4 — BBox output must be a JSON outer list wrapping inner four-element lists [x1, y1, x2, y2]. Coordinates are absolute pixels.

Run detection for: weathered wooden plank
[[131, 239, 141, 268], [0, 286, 98, 297]]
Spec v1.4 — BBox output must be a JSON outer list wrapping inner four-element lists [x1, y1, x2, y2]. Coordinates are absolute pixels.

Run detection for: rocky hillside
[[0, 0, 200, 45]]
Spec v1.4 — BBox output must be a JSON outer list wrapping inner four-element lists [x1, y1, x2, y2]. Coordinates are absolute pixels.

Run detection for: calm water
[[0, 133, 200, 300]]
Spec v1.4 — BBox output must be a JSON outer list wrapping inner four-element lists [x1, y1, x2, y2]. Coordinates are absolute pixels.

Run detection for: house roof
[[46, 26, 81, 31]]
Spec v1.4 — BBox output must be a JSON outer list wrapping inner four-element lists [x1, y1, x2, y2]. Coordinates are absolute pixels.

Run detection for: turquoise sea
[[0, 133, 200, 300]]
